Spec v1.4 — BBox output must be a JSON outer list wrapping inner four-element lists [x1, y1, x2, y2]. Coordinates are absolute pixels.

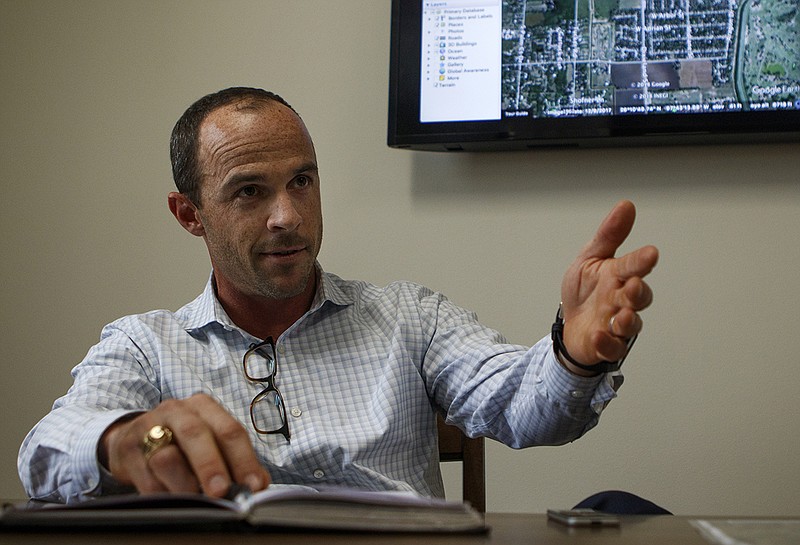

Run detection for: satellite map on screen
[[501, 0, 800, 116]]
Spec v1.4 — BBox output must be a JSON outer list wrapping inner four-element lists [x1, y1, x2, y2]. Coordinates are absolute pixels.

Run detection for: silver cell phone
[[547, 508, 620, 527]]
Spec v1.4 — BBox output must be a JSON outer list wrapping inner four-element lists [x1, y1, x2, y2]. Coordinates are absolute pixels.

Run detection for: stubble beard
[[252, 260, 316, 300], [249, 227, 322, 300]]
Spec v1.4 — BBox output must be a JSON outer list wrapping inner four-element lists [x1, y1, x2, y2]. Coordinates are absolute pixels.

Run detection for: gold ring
[[142, 425, 173, 461], [608, 315, 617, 335]]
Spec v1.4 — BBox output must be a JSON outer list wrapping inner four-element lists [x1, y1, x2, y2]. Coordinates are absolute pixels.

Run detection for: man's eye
[[292, 176, 311, 189], [239, 185, 258, 197]]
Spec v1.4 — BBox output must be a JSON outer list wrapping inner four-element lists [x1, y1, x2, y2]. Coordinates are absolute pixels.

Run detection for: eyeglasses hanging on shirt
[[243, 337, 291, 442]]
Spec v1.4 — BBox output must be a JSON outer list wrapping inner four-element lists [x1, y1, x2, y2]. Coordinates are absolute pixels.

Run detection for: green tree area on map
[[743, 0, 799, 103]]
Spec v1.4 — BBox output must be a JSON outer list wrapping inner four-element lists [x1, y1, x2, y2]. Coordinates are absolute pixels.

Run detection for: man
[[19, 87, 658, 503]]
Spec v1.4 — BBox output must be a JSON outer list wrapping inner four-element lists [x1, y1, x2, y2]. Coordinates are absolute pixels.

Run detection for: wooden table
[[1, 512, 768, 545]]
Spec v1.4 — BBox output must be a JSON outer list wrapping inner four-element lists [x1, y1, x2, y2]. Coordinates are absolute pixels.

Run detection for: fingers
[[608, 307, 642, 339], [176, 395, 270, 494], [102, 394, 271, 498], [145, 444, 200, 493], [576, 201, 659, 282], [594, 287, 650, 361], [559, 273, 654, 365], [613, 276, 654, 313], [614, 244, 660, 281], [591, 329, 634, 363], [156, 397, 236, 497], [576, 200, 637, 262]]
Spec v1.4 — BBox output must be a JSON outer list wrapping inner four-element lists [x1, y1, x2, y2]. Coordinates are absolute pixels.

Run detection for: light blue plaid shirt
[[19, 267, 619, 503]]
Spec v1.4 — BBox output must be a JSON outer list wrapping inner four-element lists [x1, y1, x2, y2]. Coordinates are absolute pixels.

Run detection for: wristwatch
[[551, 303, 636, 374]]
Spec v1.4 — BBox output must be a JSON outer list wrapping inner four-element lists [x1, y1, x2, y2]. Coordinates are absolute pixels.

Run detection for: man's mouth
[[264, 246, 305, 258]]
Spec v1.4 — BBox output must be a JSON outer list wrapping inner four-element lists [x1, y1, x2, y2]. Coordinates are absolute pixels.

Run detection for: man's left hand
[[559, 200, 659, 375]]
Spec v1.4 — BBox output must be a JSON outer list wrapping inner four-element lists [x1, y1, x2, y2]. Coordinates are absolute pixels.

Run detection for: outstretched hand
[[559, 200, 659, 374]]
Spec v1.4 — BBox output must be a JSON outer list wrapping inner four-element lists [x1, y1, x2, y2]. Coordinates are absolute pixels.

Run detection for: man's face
[[193, 101, 322, 302]]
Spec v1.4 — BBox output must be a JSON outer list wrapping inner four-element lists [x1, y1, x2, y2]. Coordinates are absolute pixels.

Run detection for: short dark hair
[[170, 87, 297, 205]]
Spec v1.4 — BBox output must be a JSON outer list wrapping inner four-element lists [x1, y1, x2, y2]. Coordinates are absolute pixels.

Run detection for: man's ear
[[168, 192, 205, 237]]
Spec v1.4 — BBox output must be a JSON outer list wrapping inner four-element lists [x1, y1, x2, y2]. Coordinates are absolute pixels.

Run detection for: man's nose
[[266, 192, 302, 232]]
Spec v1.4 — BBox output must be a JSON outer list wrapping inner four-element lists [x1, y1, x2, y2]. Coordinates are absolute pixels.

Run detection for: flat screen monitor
[[387, 0, 800, 151]]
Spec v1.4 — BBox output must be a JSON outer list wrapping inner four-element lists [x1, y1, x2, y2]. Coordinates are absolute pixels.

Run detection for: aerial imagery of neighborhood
[[501, 0, 799, 116]]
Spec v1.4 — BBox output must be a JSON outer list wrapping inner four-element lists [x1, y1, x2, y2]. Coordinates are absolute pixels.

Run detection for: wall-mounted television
[[388, 0, 800, 151]]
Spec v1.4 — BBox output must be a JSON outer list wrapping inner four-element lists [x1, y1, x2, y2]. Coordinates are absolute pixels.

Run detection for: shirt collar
[[312, 265, 355, 309], [178, 263, 353, 334], [176, 272, 234, 332]]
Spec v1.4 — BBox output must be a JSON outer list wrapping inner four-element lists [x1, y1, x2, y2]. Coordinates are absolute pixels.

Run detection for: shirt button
[[570, 390, 584, 398], [277, 344, 286, 355], [290, 407, 302, 418], [313, 469, 325, 479]]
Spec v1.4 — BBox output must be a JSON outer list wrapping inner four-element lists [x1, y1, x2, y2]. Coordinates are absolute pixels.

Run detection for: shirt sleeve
[[422, 292, 622, 449], [17, 321, 161, 503]]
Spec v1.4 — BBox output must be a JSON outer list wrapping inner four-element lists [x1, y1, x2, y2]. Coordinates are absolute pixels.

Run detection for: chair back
[[437, 415, 486, 512]]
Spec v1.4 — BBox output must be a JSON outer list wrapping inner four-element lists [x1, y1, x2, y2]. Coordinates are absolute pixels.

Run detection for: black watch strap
[[551, 303, 636, 374]]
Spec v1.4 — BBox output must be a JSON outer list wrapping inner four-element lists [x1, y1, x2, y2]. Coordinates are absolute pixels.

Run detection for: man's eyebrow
[[222, 172, 263, 188], [293, 162, 319, 176], [221, 162, 318, 188]]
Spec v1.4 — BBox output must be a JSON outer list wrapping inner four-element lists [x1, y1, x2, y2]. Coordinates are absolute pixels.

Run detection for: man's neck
[[213, 274, 318, 341]]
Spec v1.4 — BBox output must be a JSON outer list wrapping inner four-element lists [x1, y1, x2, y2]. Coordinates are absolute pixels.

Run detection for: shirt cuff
[[544, 346, 621, 415], [70, 409, 141, 501]]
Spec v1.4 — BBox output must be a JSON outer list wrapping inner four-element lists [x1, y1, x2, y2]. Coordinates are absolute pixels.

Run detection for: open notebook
[[1, 484, 486, 533]]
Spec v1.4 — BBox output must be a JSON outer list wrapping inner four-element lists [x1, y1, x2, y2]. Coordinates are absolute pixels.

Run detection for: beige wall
[[2, 1, 798, 515]]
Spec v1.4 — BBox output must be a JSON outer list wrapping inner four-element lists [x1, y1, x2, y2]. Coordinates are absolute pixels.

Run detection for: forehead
[[197, 101, 316, 182]]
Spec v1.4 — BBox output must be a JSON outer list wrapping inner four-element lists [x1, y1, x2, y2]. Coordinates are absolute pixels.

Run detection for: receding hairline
[[197, 97, 314, 153], [193, 97, 317, 191], [199, 97, 308, 136]]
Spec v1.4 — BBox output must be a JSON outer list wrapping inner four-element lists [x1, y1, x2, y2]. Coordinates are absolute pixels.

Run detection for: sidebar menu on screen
[[420, 0, 502, 123]]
